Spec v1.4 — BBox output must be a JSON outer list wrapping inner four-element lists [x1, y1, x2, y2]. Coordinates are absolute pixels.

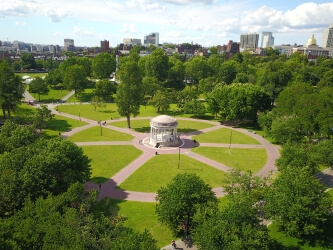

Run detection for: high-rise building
[[322, 24, 333, 48], [240, 33, 259, 50], [261, 32, 274, 48], [144, 32, 159, 46], [64, 39, 74, 51], [123, 38, 142, 46], [100, 40, 109, 52]]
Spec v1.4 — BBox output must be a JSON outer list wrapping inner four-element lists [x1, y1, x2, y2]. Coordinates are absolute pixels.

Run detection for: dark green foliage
[[63, 64, 89, 96], [0, 61, 25, 118], [92, 53, 116, 79], [156, 173, 217, 236], [265, 167, 331, 246], [0, 137, 91, 217], [183, 99, 206, 117], [20, 53, 36, 69], [94, 79, 116, 102], [29, 76, 49, 101]]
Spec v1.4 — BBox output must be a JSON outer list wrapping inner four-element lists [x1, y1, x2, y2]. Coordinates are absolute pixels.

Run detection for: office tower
[[240, 33, 259, 49], [322, 24, 333, 48], [64, 39, 74, 51], [101, 40, 110, 52], [261, 32, 274, 48], [144, 32, 159, 46]]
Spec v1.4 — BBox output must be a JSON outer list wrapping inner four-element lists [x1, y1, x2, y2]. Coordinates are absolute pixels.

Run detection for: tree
[[116, 60, 142, 128], [177, 85, 199, 110], [0, 61, 25, 118], [31, 105, 54, 132], [155, 173, 217, 236], [265, 167, 331, 245], [0, 137, 91, 217], [218, 60, 239, 84], [149, 89, 170, 112], [63, 65, 88, 96], [0, 120, 38, 154], [92, 52, 116, 79], [20, 53, 36, 69], [193, 170, 271, 249], [94, 79, 116, 102], [29, 76, 49, 101], [44, 68, 63, 89], [145, 48, 169, 82], [91, 95, 106, 111], [185, 56, 211, 85], [166, 56, 185, 89], [183, 99, 206, 117]]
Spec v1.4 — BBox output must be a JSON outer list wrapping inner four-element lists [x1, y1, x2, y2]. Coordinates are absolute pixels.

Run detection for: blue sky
[[1, 0, 333, 47]]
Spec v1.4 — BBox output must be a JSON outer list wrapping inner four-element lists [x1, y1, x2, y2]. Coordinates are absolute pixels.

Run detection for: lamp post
[[178, 147, 181, 169]]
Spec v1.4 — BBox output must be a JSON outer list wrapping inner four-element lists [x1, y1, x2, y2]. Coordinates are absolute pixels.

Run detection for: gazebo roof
[[151, 115, 178, 127]]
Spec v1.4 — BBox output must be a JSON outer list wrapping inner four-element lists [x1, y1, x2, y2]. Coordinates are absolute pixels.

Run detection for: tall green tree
[[156, 173, 217, 236], [63, 65, 88, 96], [265, 167, 331, 245], [185, 56, 211, 85], [20, 53, 36, 69], [116, 59, 142, 128], [149, 89, 170, 113], [0, 61, 25, 118], [145, 48, 169, 82], [29, 76, 49, 101], [92, 52, 116, 79], [94, 79, 116, 102]]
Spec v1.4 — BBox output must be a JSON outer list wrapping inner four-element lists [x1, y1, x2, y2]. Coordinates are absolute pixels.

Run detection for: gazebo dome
[[149, 115, 179, 147], [151, 115, 178, 127]]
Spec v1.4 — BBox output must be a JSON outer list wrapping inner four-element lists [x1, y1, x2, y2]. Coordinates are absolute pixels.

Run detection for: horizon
[[1, 1, 333, 47]]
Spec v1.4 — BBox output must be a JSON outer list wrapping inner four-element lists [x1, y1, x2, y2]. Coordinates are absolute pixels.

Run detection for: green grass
[[90, 198, 173, 248], [110, 119, 215, 133], [327, 188, 333, 206], [82, 145, 142, 184], [68, 126, 134, 142], [192, 147, 267, 174], [66, 88, 95, 103], [193, 127, 261, 144], [43, 114, 88, 137], [29, 88, 70, 103], [119, 154, 228, 192]]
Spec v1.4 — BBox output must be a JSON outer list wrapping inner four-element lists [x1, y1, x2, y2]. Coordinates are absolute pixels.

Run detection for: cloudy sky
[[1, 0, 333, 47]]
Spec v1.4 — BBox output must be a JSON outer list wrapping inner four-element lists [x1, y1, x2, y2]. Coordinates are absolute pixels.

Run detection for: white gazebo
[[150, 115, 179, 147]]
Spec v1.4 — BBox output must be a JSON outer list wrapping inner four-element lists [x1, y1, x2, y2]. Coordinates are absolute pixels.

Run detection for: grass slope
[[82, 145, 142, 184]]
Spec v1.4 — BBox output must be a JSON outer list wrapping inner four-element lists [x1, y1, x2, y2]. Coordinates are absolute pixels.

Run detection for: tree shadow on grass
[[90, 176, 110, 184], [90, 196, 125, 218], [133, 126, 151, 133]]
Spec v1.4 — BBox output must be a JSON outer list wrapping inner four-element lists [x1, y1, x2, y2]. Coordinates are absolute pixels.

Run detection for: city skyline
[[1, 0, 333, 47]]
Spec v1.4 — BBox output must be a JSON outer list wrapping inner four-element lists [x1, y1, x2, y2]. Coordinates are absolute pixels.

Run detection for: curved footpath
[[45, 103, 280, 202]]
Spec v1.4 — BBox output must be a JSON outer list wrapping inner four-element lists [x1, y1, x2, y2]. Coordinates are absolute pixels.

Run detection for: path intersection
[[47, 104, 280, 202]]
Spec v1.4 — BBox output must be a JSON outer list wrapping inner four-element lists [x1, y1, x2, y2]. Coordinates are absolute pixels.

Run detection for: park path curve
[[44, 104, 280, 202]]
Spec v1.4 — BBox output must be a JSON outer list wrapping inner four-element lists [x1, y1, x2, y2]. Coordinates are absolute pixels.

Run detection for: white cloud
[[15, 21, 26, 26], [70, 26, 95, 36], [44, 8, 71, 22], [0, 0, 37, 18], [119, 23, 139, 33]]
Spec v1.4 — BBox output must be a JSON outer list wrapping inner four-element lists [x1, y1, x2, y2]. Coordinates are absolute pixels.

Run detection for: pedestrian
[[171, 240, 176, 250], [99, 184, 101, 190]]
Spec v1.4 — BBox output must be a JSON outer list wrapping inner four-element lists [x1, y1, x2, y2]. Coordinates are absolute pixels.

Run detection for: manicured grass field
[[110, 119, 215, 133], [119, 154, 228, 192], [90, 198, 173, 248], [192, 127, 261, 144], [16, 72, 48, 78], [29, 88, 70, 103], [43, 114, 88, 137], [68, 126, 134, 142], [81, 145, 142, 184], [192, 147, 267, 173]]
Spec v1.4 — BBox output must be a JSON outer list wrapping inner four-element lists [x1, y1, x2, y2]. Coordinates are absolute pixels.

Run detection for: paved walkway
[[43, 102, 280, 202]]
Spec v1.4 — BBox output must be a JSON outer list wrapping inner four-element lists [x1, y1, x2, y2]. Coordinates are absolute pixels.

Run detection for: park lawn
[[192, 127, 261, 145], [192, 147, 267, 174], [68, 126, 134, 142], [29, 88, 71, 103], [110, 119, 215, 133], [43, 114, 88, 137], [119, 154, 228, 192], [66, 88, 95, 103], [268, 222, 332, 249], [57, 103, 120, 121], [91, 198, 173, 248], [328, 188, 333, 206], [81, 145, 142, 184]]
